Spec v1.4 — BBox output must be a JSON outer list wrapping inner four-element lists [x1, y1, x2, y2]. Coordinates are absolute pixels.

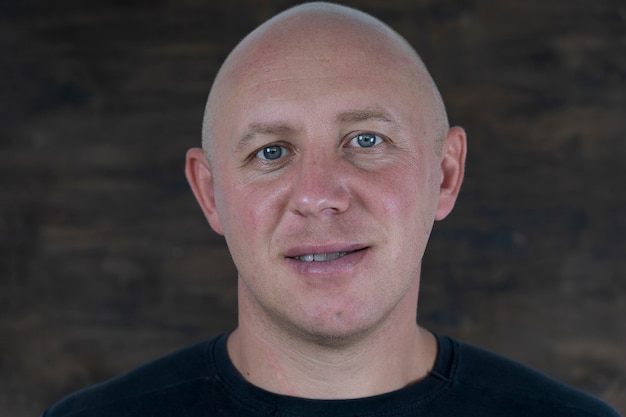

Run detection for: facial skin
[[186, 2, 466, 398]]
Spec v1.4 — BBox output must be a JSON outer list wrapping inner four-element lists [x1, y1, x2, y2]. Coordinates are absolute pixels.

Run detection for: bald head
[[202, 2, 449, 159]]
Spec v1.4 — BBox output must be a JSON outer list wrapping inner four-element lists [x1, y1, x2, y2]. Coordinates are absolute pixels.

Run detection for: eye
[[348, 132, 383, 148], [256, 145, 290, 160]]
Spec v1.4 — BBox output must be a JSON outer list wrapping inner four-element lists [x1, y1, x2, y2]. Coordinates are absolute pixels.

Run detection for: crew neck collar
[[208, 332, 454, 416]]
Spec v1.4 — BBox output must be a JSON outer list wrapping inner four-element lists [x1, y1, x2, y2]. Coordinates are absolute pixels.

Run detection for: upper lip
[[284, 243, 368, 259]]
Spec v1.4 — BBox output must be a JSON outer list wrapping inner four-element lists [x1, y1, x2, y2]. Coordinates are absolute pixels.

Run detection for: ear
[[185, 147, 224, 235], [435, 126, 467, 221]]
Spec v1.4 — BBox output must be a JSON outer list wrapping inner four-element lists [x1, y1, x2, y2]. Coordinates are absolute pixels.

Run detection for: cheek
[[215, 186, 269, 276], [218, 179, 286, 245], [375, 159, 436, 220]]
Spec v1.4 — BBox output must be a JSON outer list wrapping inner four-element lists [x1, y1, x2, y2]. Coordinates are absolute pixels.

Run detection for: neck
[[227, 280, 437, 399]]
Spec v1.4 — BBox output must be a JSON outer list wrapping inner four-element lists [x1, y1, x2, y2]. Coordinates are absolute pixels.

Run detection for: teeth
[[295, 252, 348, 262]]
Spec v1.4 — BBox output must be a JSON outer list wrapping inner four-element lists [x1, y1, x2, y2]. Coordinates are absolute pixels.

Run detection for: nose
[[288, 150, 351, 217]]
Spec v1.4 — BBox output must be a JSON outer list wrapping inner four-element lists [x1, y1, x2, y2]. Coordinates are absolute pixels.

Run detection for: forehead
[[220, 34, 420, 119], [232, 57, 407, 107], [219, 63, 419, 152]]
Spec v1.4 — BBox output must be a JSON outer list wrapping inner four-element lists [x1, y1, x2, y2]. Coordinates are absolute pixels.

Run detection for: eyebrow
[[235, 123, 296, 153], [235, 106, 400, 152], [335, 106, 397, 125]]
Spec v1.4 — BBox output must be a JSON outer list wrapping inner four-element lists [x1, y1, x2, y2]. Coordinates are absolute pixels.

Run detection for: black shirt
[[43, 333, 621, 416]]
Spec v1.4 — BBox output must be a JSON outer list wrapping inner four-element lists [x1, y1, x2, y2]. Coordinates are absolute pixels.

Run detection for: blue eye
[[256, 145, 289, 160], [350, 133, 383, 148]]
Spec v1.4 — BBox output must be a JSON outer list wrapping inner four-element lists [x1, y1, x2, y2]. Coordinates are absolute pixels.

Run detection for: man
[[44, 2, 620, 416]]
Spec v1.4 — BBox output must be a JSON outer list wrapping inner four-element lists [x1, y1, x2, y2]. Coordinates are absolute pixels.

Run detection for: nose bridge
[[289, 147, 350, 216]]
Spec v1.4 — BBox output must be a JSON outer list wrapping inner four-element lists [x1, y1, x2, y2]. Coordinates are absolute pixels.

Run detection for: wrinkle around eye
[[340, 131, 404, 170], [242, 142, 297, 172]]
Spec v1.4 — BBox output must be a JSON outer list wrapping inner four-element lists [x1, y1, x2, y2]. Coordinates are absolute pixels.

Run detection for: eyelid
[[346, 132, 385, 148], [251, 142, 293, 162]]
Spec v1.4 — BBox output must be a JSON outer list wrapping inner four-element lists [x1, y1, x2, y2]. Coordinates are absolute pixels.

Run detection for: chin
[[293, 312, 384, 348]]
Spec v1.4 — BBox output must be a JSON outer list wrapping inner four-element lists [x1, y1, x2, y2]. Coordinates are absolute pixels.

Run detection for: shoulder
[[42, 334, 226, 417], [443, 336, 621, 417]]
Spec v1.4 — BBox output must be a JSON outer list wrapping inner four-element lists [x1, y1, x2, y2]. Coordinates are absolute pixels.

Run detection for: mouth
[[287, 247, 367, 263], [292, 251, 353, 262]]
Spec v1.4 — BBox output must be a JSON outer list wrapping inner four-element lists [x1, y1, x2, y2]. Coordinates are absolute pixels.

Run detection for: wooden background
[[1, 0, 625, 415]]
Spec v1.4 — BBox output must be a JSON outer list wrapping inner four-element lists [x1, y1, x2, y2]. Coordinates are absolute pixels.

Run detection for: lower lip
[[285, 248, 369, 276]]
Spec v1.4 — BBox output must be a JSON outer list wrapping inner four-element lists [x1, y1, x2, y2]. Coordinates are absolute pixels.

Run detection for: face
[[187, 26, 465, 343]]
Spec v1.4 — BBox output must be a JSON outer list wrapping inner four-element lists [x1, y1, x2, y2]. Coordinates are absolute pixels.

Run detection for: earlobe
[[435, 126, 467, 221], [185, 148, 224, 235]]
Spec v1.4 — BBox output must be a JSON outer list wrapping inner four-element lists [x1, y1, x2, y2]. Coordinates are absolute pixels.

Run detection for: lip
[[284, 243, 368, 259], [284, 243, 370, 276]]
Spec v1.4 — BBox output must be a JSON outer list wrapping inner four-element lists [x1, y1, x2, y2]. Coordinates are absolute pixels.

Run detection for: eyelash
[[347, 132, 384, 148], [251, 131, 386, 163], [255, 144, 292, 161]]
